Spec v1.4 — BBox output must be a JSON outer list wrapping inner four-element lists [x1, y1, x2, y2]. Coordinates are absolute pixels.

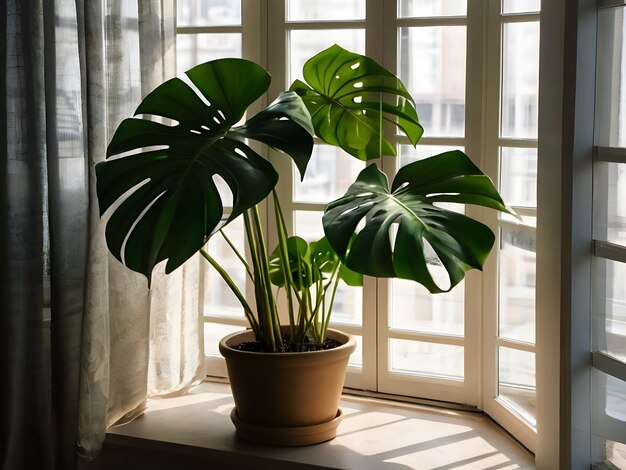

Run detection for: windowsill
[[101, 381, 535, 469]]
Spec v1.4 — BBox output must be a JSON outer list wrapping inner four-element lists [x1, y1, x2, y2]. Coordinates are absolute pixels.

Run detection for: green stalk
[[219, 229, 253, 281], [272, 191, 296, 340], [251, 207, 283, 350], [243, 210, 276, 351], [297, 287, 312, 351], [199, 248, 260, 336], [321, 267, 341, 340]]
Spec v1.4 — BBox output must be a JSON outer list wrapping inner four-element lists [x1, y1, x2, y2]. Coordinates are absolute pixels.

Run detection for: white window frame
[[172, 1, 575, 463], [481, 1, 540, 451]]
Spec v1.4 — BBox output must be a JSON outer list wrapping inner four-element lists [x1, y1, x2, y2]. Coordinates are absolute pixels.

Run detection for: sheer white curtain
[[77, 0, 204, 460], [1, 1, 204, 468]]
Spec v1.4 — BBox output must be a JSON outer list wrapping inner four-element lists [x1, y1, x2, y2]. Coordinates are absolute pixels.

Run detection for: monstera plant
[[96, 44, 514, 354], [96, 44, 516, 445]]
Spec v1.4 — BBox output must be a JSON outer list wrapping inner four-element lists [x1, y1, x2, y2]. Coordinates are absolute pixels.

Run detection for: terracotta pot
[[219, 327, 356, 446]]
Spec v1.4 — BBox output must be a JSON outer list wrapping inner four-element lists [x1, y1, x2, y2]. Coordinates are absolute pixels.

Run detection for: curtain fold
[[2, 1, 204, 468], [1, 1, 51, 469]]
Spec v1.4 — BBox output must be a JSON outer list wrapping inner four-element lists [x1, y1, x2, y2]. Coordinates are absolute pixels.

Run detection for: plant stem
[[252, 206, 283, 348], [272, 191, 296, 340], [244, 207, 282, 351], [219, 229, 253, 281], [199, 248, 260, 336], [322, 267, 341, 340], [243, 210, 276, 351]]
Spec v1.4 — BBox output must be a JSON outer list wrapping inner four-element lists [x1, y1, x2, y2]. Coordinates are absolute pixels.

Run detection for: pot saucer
[[230, 407, 343, 446]]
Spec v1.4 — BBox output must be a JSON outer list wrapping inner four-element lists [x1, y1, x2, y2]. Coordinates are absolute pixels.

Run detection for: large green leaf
[[290, 44, 423, 161], [96, 58, 314, 282], [322, 151, 515, 293]]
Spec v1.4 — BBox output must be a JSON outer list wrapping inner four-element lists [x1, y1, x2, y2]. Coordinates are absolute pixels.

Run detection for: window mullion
[[594, 240, 626, 263], [592, 351, 626, 382]]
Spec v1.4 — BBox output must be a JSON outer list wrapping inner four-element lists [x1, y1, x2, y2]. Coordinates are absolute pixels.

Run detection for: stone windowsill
[[101, 381, 535, 470]]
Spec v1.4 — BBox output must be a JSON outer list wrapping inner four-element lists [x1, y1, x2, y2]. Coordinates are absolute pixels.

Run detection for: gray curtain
[[1, 2, 204, 469]]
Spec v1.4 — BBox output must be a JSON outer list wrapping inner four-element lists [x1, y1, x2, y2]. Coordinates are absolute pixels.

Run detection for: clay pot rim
[[218, 327, 356, 360]]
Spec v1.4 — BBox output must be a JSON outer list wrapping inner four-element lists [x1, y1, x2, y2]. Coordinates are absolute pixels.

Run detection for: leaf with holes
[[322, 151, 516, 293], [96, 58, 314, 282], [290, 44, 423, 161]]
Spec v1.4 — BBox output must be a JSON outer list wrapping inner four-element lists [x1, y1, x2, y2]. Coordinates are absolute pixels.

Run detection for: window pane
[[287, 0, 365, 21], [499, 228, 536, 344], [500, 147, 537, 208], [594, 162, 626, 248], [331, 285, 363, 326], [289, 29, 365, 83], [294, 210, 324, 241], [501, 0, 540, 15], [501, 22, 539, 139], [177, 0, 241, 27], [592, 369, 626, 445], [398, 26, 466, 137], [204, 323, 245, 357], [604, 440, 626, 469], [595, 8, 626, 147], [204, 218, 246, 319], [605, 374, 626, 422], [593, 257, 626, 362], [390, 279, 464, 336], [390, 339, 464, 379], [294, 145, 364, 203], [498, 347, 536, 426], [176, 33, 242, 75], [347, 335, 363, 368], [398, 0, 467, 17]]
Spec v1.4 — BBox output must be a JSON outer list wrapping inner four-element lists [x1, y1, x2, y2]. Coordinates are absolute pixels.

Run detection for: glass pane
[[498, 347, 536, 426], [500, 147, 537, 208], [177, 0, 241, 27], [593, 257, 626, 362], [347, 335, 363, 367], [390, 279, 464, 336], [294, 145, 364, 203], [176, 34, 242, 75], [389, 339, 464, 379], [289, 29, 365, 83], [398, 0, 467, 17], [331, 284, 363, 326], [398, 26, 466, 137], [594, 162, 626, 248], [605, 374, 626, 422], [501, 0, 540, 15], [499, 228, 536, 344], [287, 0, 365, 21], [605, 440, 626, 469], [204, 322, 245, 357], [204, 217, 246, 319], [595, 8, 626, 147], [501, 22, 540, 139], [399, 144, 464, 168], [592, 369, 626, 446], [294, 210, 324, 241]]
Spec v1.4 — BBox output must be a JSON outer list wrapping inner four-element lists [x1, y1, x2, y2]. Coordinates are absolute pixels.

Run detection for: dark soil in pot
[[231, 335, 342, 353]]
